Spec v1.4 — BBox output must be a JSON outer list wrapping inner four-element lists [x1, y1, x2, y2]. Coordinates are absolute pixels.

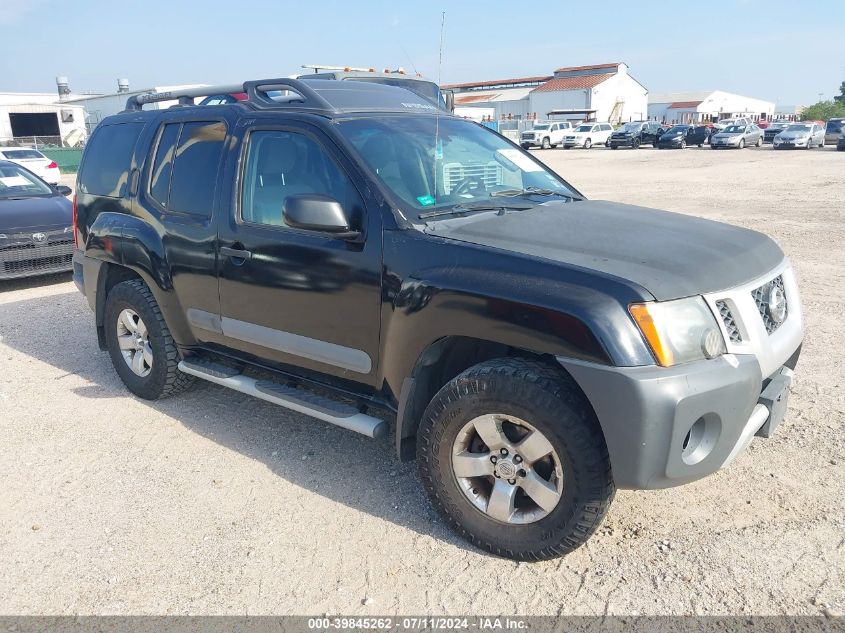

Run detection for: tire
[[632, 138, 640, 149], [610, 144, 618, 150], [698, 143, 703, 148], [738, 138, 745, 149], [417, 358, 614, 561], [584, 138, 592, 149], [681, 140, 687, 149], [756, 137, 762, 147], [541, 137, 551, 150], [104, 279, 194, 400]]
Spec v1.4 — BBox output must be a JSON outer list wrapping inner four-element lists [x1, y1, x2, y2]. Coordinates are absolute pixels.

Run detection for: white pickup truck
[[520, 121, 575, 149]]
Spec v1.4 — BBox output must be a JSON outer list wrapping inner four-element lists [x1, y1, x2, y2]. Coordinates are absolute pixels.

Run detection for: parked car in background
[[0, 147, 61, 185], [520, 121, 575, 149], [656, 125, 711, 149], [560, 122, 614, 148], [713, 117, 752, 131], [773, 122, 826, 149], [608, 121, 662, 149], [0, 160, 74, 280], [710, 124, 763, 149], [763, 121, 792, 144], [824, 118, 845, 145]]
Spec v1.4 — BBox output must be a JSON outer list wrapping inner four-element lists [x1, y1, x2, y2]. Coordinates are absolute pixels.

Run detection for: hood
[[778, 132, 809, 139], [427, 200, 784, 301], [0, 195, 72, 233]]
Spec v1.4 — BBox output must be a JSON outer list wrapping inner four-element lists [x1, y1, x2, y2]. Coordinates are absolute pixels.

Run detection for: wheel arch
[[393, 335, 598, 461]]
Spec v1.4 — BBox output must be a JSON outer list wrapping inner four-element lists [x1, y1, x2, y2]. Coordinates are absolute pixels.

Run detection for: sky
[[1, 0, 842, 107]]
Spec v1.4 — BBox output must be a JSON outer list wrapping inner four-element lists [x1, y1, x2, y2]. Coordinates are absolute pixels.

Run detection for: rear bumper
[[73, 249, 101, 314], [558, 345, 801, 490]]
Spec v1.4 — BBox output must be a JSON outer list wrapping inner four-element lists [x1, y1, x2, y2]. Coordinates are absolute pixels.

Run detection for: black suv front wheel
[[104, 279, 194, 400], [417, 358, 614, 560]]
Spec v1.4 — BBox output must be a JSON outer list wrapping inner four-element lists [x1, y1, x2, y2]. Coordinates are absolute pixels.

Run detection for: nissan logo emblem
[[767, 285, 787, 324], [32, 233, 47, 243]]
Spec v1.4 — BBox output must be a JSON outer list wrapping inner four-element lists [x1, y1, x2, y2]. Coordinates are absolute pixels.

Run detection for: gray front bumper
[[557, 352, 798, 489]]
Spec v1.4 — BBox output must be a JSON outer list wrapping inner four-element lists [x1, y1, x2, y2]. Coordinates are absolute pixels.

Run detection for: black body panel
[[429, 200, 784, 301]]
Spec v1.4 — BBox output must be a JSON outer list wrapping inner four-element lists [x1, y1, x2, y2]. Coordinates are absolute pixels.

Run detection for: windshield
[[771, 122, 789, 129], [786, 124, 811, 132], [667, 126, 690, 134], [723, 125, 746, 134], [620, 122, 643, 132], [337, 117, 578, 217], [0, 162, 53, 199], [350, 76, 444, 109], [575, 125, 593, 132], [532, 124, 550, 131], [825, 120, 843, 131]]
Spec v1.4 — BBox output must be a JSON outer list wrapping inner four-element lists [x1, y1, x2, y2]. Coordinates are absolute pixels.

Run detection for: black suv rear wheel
[[104, 279, 194, 400], [417, 358, 614, 560]]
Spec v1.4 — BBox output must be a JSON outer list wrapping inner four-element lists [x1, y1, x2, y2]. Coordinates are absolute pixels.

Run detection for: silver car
[[710, 124, 763, 149], [773, 122, 826, 149]]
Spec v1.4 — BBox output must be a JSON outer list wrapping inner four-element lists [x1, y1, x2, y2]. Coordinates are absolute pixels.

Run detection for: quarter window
[[241, 130, 358, 228], [79, 122, 144, 198]]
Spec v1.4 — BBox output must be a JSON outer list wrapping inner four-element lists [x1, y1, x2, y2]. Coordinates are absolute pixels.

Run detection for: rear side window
[[146, 120, 226, 217], [149, 123, 180, 206], [79, 122, 144, 198], [2, 149, 44, 160]]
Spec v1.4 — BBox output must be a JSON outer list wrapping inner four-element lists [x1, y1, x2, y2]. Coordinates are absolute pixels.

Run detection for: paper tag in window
[[0, 176, 30, 187], [496, 149, 543, 172]]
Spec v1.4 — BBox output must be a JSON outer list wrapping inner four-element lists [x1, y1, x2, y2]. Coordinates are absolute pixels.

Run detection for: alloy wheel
[[451, 414, 564, 524], [116, 308, 153, 377]]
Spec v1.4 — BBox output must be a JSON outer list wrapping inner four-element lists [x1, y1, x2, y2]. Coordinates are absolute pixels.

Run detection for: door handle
[[220, 246, 252, 260]]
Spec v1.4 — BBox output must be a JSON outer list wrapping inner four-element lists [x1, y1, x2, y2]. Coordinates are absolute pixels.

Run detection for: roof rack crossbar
[[124, 78, 338, 114], [243, 78, 336, 112], [125, 83, 245, 111]]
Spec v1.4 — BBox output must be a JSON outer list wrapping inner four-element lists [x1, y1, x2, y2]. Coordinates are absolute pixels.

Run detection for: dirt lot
[[1, 148, 843, 616]]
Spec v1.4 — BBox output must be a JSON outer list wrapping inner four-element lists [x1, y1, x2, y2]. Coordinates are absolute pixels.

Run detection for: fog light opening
[[681, 415, 721, 465]]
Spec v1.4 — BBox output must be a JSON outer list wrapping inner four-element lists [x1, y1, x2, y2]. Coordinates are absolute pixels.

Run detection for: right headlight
[[629, 296, 726, 367]]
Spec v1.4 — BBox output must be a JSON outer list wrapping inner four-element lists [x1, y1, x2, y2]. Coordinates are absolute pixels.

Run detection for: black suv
[[609, 120, 663, 149], [72, 78, 803, 561]]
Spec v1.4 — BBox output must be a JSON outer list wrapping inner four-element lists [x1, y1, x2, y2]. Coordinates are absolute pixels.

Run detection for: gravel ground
[[0, 149, 843, 616]]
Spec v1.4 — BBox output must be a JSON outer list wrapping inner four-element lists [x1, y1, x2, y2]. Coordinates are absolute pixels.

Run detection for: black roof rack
[[124, 78, 338, 114]]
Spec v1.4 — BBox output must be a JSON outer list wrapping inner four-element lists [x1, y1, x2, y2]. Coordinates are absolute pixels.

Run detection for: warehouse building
[[444, 62, 648, 124], [648, 90, 775, 124], [66, 80, 207, 130], [0, 92, 87, 147]]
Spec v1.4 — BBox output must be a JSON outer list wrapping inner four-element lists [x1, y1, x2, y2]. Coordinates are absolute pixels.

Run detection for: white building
[[0, 93, 87, 146], [67, 84, 207, 130], [444, 63, 648, 124], [648, 90, 775, 124]]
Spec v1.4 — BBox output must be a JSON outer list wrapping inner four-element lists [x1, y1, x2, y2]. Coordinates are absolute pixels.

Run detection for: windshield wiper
[[491, 187, 579, 199], [418, 202, 533, 220]]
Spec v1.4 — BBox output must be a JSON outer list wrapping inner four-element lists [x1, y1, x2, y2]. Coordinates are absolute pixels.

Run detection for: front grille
[[521, 133, 534, 140], [716, 300, 742, 343], [0, 239, 73, 276], [752, 275, 788, 334], [443, 161, 503, 195]]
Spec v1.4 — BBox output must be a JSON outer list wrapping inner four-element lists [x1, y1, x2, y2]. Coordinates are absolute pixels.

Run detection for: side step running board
[[178, 359, 386, 439]]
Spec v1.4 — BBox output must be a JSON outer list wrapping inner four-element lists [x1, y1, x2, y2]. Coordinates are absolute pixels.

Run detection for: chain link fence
[[0, 135, 86, 150]]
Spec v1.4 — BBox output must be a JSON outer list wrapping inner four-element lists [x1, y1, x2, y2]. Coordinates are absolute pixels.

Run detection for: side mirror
[[444, 90, 455, 113], [283, 194, 360, 240], [55, 185, 72, 197]]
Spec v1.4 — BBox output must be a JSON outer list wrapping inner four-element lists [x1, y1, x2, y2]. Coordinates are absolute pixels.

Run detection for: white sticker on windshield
[[496, 149, 543, 172], [0, 176, 29, 187]]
